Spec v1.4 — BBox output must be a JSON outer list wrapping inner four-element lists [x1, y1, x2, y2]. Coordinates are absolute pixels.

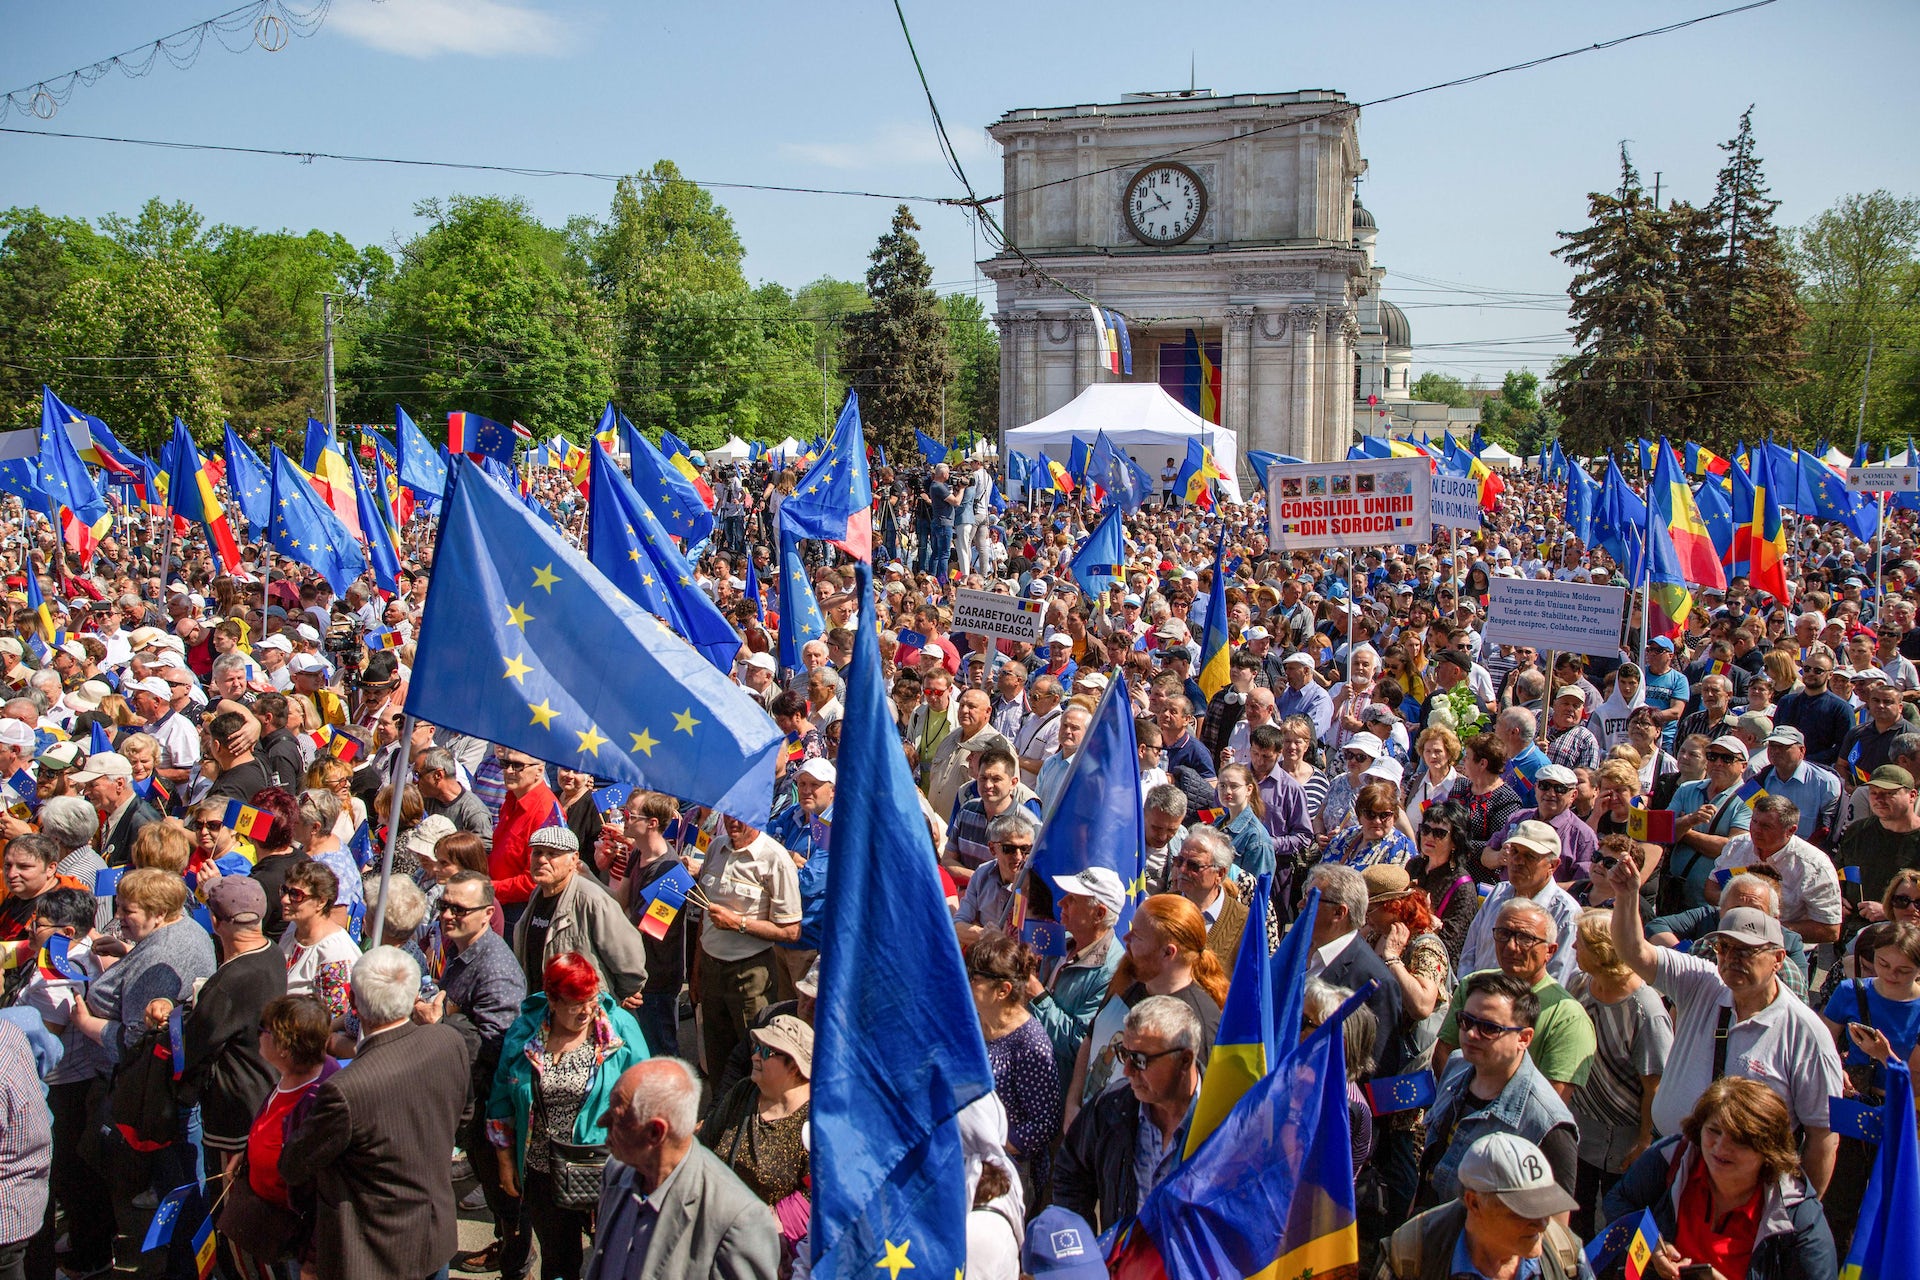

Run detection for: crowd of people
[[0, 433, 1916, 1280]]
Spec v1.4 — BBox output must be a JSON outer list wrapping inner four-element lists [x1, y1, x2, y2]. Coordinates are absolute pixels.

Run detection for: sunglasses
[[190, 820, 226, 832], [1891, 894, 1919, 912], [1457, 1011, 1527, 1039], [997, 843, 1034, 857], [279, 888, 310, 904], [1419, 824, 1450, 839], [437, 901, 485, 919], [1358, 809, 1394, 822], [1706, 752, 1744, 764], [1174, 857, 1215, 875], [1534, 781, 1571, 795], [1114, 1044, 1187, 1072], [498, 760, 539, 773], [1592, 855, 1620, 873]]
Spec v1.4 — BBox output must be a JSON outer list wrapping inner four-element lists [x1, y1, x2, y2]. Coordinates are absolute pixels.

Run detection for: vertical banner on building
[[1266, 457, 1432, 552]]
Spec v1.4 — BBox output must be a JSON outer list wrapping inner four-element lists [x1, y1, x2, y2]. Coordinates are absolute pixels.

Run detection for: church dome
[[1379, 298, 1411, 349], [1351, 199, 1376, 232]]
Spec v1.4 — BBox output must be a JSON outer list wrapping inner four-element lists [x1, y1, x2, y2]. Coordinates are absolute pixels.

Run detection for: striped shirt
[[0, 1018, 52, 1245]]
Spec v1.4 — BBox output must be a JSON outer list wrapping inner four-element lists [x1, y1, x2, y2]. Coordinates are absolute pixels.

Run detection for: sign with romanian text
[[1265, 457, 1432, 551], [1483, 577, 1628, 658]]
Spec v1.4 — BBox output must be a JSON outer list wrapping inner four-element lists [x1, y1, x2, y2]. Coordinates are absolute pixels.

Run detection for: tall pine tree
[[1549, 149, 1689, 457], [841, 206, 954, 459]]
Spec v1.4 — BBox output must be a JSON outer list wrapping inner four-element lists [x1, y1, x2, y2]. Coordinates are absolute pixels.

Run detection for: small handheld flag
[[1625, 805, 1677, 844], [1021, 918, 1068, 958], [221, 800, 275, 842], [1624, 1208, 1660, 1280], [1830, 1095, 1887, 1144], [364, 629, 404, 651], [1363, 1069, 1438, 1115], [143, 1182, 199, 1251], [191, 1212, 217, 1279], [37, 934, 86, 982]]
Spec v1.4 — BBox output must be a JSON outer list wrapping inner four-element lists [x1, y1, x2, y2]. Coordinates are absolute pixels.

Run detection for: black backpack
[[108, 1023, 181, 1152]]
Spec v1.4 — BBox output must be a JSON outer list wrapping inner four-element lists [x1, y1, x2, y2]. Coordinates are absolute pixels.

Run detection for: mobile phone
[[1678, 1266, 1713, 1280]]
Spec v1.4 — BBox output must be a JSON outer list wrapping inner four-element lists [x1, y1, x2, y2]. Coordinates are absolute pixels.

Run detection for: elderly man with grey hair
[[1304, 862, 1404, 1075], [280, 946, 474, 1280], [416, 745, 493, 845], [1142, 782, 1189, 888], [954, 808, 1040, 947], [584, 1058, 780, 1280], [1171, 825, 1248, 972], [37, 794, 105, 885], [1055, 994, 1206, 1231]]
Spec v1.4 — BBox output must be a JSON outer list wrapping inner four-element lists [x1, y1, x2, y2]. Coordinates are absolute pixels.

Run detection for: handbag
[[215, 1156, 307, 1262], [548, 1138, 610, 1210]]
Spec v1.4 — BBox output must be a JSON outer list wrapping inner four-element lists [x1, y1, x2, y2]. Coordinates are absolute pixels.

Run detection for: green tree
[[942, 292, 998, 445], [0, 208, 111, 427], [340, 195, 613, 438], [841, 205, 953, 459], [1410, 371, 1472, 407], [1478, 370, 1556, 455], [1549, 149, 1691, 456], [43, 255, 226, 449], [1790, 191, 1920, 447]]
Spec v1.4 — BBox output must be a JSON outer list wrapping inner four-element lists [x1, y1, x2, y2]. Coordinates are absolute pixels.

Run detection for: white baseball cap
[[289, 654, 330, 675], [70, 750, 134, 782], [1050, 867, 1127, 917], [795, 757, 837, 784]]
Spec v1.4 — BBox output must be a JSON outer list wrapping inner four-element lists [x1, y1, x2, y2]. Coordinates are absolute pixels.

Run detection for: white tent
[[1823, 445, 1854, 469], [770, 436, 804, 461], [709, 435, 751, 462], [1479, 443, 1522, 470], [1002, 384, 1242, 503]]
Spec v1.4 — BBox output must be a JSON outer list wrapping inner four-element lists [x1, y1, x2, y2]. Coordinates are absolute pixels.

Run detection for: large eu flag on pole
[[623, 416, 716, 549], [781, 394, 873, 562], [585, 444, 741, 674], [267, 447, 366, 595], [811, 563, 994, 1280], [1029, 675, 1147, 931], [406, 457, 781, 825], [1067, 507, 1126, 602], [396, 404, 447, 504], [222, 422, 271, 534], [1842, 1055, 1920, 1279]]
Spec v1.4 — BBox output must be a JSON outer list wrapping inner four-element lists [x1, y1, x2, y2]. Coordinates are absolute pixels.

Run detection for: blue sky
[[4, 0, 1916, 385]]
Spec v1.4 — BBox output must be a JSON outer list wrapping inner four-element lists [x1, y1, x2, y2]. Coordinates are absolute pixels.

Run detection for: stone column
[[1320, 308, 1352, 461], [994, 310, 1017, 444], [1289, 305, 1321, 461], [1222, 306, 1255, 443], [1008, 313, 1040, 428]]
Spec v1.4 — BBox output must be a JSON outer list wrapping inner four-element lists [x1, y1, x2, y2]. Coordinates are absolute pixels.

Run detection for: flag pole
[[1875, 487, 1887, 627], [366, 712, 415, 946]]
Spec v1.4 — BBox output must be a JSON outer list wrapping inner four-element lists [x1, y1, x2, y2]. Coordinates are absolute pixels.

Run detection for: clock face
[[1124, 163, 1207, 246]]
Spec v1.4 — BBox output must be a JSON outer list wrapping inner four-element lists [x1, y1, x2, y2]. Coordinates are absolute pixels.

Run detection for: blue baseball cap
[[1024, 1207, 1107, 1279], [1649, 636, 1675, 652]]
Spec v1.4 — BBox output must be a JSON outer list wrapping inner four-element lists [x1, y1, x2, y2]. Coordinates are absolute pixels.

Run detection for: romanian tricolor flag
[[37, 933, 86, 981], [1652, 439, 1727, 593], [1747, 441, 1793, 605], [1388, 438, 1439, 472], [1042, 450, 1074, 495], [222, 800, 275, 842], [1178, 437, 1227, 508], [1644, 493, 1695, 644], [1466, 453, 1506, 511], [165, 419, 244, 572], [1196, 536, 1231, 701], [325, 730, 362, 762], [303, 419, 363, 538]]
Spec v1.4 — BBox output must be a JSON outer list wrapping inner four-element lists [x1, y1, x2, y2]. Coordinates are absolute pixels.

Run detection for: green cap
[[1868, 765, 1915, 791]]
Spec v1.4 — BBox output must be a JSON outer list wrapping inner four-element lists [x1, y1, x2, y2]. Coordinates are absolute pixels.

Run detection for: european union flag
[[1066, 507, 1125, 601], [1067, 435, 1092, 485], [914, 428, 947, 465], [811, 563, 994, 1280], [1830, 1095, 1887, 1144], [1845, 1055, 1920, 1278], [349, 448, 401, 595], [396, 404, 447, 503], [1563, 453, 1598, 546], [776, 530, 825, 671], [742, 552, 765, 624], [1593, 455, 1648, 585], [222, 422, 271, 534], [36, 386, 111, 531], [586, 444, 741, 674], [781, 394, 874, 561], [406, 458, 781, 824], [1116, 985, 1365, 1280], [445, 410, 518, 463], [1029, 676, 1146, 929], [1798, 448, 1879, 541], [1090, 431, 1145, 512], [143, 1182, 199, 1250], [1694, 473, 1735, 565], [622, 414, 716, 548], [302, 417, 337, 473], [1363, 1069, 1439, 1114], [267, 448, 367, 595]]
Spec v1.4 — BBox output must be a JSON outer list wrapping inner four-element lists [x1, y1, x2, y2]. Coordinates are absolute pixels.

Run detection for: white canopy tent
[[708, 435, 751, 462], [1478, 443, 1522, 470], [1823, 445, 1854, 469], [1001, 384, 1243, 503], [769, 436, 804, 461]]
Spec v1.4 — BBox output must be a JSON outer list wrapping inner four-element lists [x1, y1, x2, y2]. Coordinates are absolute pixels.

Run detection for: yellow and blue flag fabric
[[1066, 507, 1126, 601], [620, 413, 716, 549], [395, 404, 447, 504], [1843, 1054, 1920, 1279], [811, 565, 994, 1280], [1177, 436, 1227, 507], [1652, 439, 1726, 592], [406, 457, 781, 823], [1747, 444, 1793, 605], [1592, 456, 1648, 585], [1644, 484, 1695, 644], [165, 419, 243, 572], [914, 428, 947, 465], [1090, 431, 1146, 513], [1693, 472, 1735, 566], [775, 530, 825, 671], [40, 385, 137, 477], [444, 411, 518, 463], [349, 448, 402, 595], [23, 557, 60, 662], [36, 387, 114, 555], [1115, 983, 1364, 1280], [1184, 873, 1273, 1156], [1196, 535, 1231, 702], [302, 418, 362, 539], [1029, 676, 1148, 931], [222, 422, 271, 535], [781, 395, 874, 562], [585, 444, 740, 674], [266, 447, 366, 595]]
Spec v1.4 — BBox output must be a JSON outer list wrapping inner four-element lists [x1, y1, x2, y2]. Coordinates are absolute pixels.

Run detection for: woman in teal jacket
[[488, 952, 649, 1280]]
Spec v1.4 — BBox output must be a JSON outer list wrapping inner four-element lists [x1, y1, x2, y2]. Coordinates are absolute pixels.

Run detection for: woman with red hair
[[486, 953, 649, 1280]]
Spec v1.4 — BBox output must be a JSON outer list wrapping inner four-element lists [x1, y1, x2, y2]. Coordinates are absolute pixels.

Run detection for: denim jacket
[[1425, 1053, 1576, 1204]]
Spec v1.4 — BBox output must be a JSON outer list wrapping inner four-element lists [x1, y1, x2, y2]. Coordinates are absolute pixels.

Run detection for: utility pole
[[1854, 334, 1875, 455], [322, 294, 338, 431]]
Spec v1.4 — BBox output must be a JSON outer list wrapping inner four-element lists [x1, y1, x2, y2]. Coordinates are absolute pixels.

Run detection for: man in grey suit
[[281, 947, 473, 1280], [583, 1058, 780, 1280]]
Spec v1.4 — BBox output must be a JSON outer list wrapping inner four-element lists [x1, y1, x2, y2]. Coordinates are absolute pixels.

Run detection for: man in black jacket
[[1303, 862, 1406, 1076], [1054, 995, 1203, 1232], [252, 693, 307, 794], [171, 876, 285, 1162], [72, 752, 158, 866]]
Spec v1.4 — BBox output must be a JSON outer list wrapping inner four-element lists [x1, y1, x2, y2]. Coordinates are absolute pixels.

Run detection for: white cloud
[[780, 121, 994, 172], [330, 0, 570, 58]]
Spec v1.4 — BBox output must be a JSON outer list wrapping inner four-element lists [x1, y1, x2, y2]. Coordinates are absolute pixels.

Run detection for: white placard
[[1848, 466, 1920, 494], [1430, 473, 1483, 531], [952, 586, 1048, 644], [0, 429, 35, 463], [1266, 457, 1432, 551], [1482, 578, 1628, 658]]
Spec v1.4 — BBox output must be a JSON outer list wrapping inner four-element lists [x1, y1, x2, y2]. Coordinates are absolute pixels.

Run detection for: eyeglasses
[[438, 901, 485, 919], [1592, 855, 1620, 873], [190, 820, 224, 832], [997, 843, 1034, 857], [498, 760, 538, 773], [1492, 926, 1549, 949], [1358, 809, 1394, 822], [1114, 1044, 1187, 1072], [1174, 857, 1215, 875], [1457, 1011, 1527, 1039], [966, 968, 1013, 986], [279, 888, 310, 904]]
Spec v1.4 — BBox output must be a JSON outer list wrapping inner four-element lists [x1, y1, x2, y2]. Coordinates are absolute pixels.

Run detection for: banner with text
[[1847, 465, 1920, 494], [1266, 457, 1432, 552], [952, 586, 1048, 644], [1482, 578, 1628, 657], [1430, 473, 1483, 532]]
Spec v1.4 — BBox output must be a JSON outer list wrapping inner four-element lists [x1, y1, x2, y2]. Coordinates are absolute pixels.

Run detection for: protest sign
[[1847, 466, 1920, 494], [953, 586, 1047, 644], [1482, 577, 1627, 657], [1266, 457, 1431, 552], [1430, 473, 1483, 531]]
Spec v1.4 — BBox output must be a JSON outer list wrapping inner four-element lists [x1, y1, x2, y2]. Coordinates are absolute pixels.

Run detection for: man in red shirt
[[490, 749, 560, 923]]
